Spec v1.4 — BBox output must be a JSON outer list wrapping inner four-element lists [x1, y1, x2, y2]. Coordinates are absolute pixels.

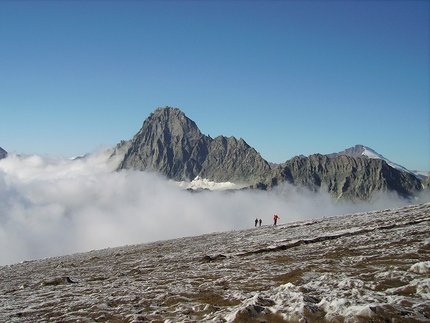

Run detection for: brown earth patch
[[273, 268, 305, 285]]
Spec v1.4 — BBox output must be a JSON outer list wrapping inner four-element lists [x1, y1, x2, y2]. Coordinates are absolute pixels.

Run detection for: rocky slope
[[257, 154, 423, 200], [0, 147, 7, 159], [116, 107, 424, 201], [423, 175, 430, 189], [1, 203, 429, 322], [327, 144, 424, 179], [118, 107, 271, 183]]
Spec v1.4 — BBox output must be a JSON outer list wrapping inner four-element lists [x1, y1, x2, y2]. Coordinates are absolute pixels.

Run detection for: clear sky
[[1, 0, 429, 171]]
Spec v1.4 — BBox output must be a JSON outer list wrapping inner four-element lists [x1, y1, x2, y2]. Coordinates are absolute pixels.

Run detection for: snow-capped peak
[[360, 146, 411, 173], [330, 144, 426, 179]]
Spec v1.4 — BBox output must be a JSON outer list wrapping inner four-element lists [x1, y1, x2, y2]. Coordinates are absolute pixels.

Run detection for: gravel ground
[[1, 203, 429, 322]]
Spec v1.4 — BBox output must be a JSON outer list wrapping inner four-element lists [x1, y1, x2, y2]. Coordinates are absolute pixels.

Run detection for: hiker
[[255, 218, 258, 227], [259, 219, 262, 226], [273, 214, 280, 226]]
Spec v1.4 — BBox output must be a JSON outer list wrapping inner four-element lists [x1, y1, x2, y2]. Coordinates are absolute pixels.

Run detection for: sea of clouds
[[0, 147, 428, 266]]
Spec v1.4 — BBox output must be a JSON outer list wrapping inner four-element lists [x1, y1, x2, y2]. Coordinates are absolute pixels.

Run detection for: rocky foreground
[[1, 203, 429, 323]]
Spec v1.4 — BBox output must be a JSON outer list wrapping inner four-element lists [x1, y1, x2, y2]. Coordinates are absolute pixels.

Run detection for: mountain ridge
[[115, 107, 425, 201], [327, 144, 425, 179], [255, 153, 422, 200]]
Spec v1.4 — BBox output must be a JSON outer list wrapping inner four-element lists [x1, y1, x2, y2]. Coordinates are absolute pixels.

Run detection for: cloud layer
[[0, 148, 428, 266]]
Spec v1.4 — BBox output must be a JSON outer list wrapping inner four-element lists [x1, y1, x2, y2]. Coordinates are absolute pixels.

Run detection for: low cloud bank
[[0, 148, 428, 266]]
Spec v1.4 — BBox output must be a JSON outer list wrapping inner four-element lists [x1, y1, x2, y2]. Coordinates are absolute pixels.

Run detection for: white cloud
[[0, 148, 428, 266]]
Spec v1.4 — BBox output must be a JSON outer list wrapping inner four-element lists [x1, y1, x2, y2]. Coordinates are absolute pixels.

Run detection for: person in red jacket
[[273, 214, 280, 225]]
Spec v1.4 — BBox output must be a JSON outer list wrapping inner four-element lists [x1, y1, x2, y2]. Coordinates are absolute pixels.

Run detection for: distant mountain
[[117, 107, 271, 183], [116, 107, 425, 201], [255, 154, 423, 200], [327, 144, 425, 179], [0, 147, 7, 159]]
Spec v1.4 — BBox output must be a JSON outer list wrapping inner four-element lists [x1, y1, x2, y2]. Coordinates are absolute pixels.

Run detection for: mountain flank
[[0, 147, 7, 159], [116, 107, 425, 201], [255, 154, 422, 200], [118, 107, 271, 183]]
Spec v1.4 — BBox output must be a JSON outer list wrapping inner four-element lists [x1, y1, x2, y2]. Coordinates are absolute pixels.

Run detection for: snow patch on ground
[[175, 176, 248, 190], [410, 261, 430, 274]]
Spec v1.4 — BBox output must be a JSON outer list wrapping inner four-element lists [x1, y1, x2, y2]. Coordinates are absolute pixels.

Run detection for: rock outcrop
[[118, 107, 271, 183], [0, 147, 7, 159], [422, 175, 430, 190]]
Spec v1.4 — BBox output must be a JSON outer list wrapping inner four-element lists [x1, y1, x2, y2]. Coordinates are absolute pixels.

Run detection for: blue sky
[[1, 1, 429, 171]]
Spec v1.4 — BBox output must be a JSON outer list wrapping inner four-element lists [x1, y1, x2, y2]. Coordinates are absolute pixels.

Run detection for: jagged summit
[[327, 144, 368, 158], [118, 107, 271, 183], [118, 107, 203, 179], [144, 107, 203, 143]]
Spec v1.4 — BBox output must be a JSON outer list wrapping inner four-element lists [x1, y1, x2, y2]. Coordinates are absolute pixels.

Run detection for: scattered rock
[[200, 254, 227, 263], [409, 261, 430, 274], [66, 276, 78, 284], [41, 276, 78, 286]]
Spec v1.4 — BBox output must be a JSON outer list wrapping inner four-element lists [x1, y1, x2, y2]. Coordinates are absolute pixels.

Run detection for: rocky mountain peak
[[118, 107, 271, 183], [145, 107, 202, 141], [327, 144, 366, 158], [328, 144, 423, 179]]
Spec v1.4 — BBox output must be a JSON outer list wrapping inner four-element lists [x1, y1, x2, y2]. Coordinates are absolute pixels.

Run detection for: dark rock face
[[117, 107, 423, 201], [0, 147, 7, 159], [423, 175, 430, 190], [258, 154, 423, 200], [118, 107, 204, 179], [118, 107, 271, 183], [197, 136, 271, 183]]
